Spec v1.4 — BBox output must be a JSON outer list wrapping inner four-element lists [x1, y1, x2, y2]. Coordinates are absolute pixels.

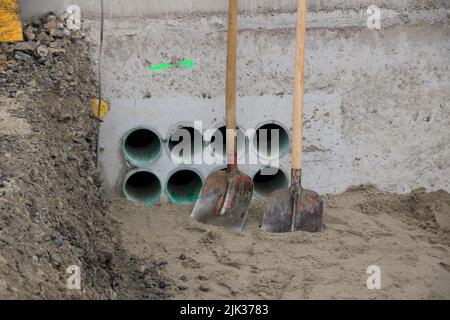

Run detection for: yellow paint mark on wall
[[0, 0, 23, 42], [91, 99, 109, 120]]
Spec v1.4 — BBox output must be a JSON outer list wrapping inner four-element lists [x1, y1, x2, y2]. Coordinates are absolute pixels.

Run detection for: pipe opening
[[253, 168, 289, 198], [210, 126, 246, 163], [166, 169, 203, 205], [123, 171, 162, 205], [253, 123, 289, 160], [123, 128, 162, 165], [168, 126, 203, 164]]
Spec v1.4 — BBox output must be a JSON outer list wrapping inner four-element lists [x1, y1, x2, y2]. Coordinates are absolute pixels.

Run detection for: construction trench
[[0, 0, 449, 299]]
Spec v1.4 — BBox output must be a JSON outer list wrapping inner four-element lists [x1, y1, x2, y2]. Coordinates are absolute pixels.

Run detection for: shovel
[[191, 0, 253, 233], [261, 0, 323, 233]]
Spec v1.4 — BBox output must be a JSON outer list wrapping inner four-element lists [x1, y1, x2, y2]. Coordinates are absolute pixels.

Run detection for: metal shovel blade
[[261, 187, 323, 233], [191, 170, 253, 233]]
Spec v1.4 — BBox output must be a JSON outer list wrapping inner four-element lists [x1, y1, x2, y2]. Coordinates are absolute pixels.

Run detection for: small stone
[[159, 260, 168, 267], [178, 285, 188, 291], [142, 274, 154, 288], [14, 41, 36, 52], [58, 112, 72, 122], [158, 280, 169, 289], [57, 14, 67, 22], [49, 29, 64, 38], [199, 284, 210, 292], [1, 44, 14, 54], [93, 173, 103, 186], [24, 26, 35, 41], [142, 260, 155, 270], [180, 275, 188, 282], [52, 235, 64, 248], [44, 20, 58, 31], [45, 14, 57, 22], [36, 32, 51, 42], [198, 274, 209, 281], [179, 253, 187, 260], [36, 46, 49, 58], [14, 52, 32, 62], [31, 18, 42, 27], [63, 29, 71, 37]]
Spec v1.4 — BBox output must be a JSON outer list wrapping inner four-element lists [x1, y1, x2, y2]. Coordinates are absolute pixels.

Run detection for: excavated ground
[[0, 13, 168, 299], [1, 13, 449, 300], [113, 186, 450, 299]]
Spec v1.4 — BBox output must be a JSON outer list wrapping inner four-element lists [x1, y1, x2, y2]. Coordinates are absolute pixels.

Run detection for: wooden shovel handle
[[226, 0, 238, 171], [291, 0, 307, 171]]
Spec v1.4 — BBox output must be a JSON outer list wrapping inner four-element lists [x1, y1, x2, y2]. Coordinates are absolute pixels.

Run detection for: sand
[[111, 185, 450, 300]]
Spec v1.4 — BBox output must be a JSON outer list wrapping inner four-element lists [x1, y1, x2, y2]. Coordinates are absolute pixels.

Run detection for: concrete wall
[[19, 0, 450, 19], [88, 8, 450, 203], [18, 1, 450, 203]]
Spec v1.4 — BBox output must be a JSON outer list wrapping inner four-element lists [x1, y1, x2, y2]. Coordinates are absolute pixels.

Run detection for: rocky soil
[[0, 13, 168, 299]]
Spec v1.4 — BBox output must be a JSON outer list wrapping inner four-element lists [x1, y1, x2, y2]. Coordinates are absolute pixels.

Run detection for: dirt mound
[[0, 13, 167, 299], [112, 186, 450, 299], [330, 185, 450, 244]]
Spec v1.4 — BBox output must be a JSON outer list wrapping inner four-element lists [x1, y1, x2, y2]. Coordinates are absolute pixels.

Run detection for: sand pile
[[112, 185, 450, 299]]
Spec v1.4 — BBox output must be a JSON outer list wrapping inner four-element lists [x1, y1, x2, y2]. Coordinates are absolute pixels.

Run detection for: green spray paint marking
[[149, 59, 194, 72], [149, 63, 172, 71], [179, 59, 193, 69]]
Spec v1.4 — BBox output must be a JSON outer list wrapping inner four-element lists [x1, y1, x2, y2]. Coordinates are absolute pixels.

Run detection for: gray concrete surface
[[19, 0, 450, 19], [82, 7, 450, 203]]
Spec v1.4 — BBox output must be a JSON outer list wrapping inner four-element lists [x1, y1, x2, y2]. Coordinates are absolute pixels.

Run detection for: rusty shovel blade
[[191, 170, 253, 233], [261, 188, 323, 233]]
